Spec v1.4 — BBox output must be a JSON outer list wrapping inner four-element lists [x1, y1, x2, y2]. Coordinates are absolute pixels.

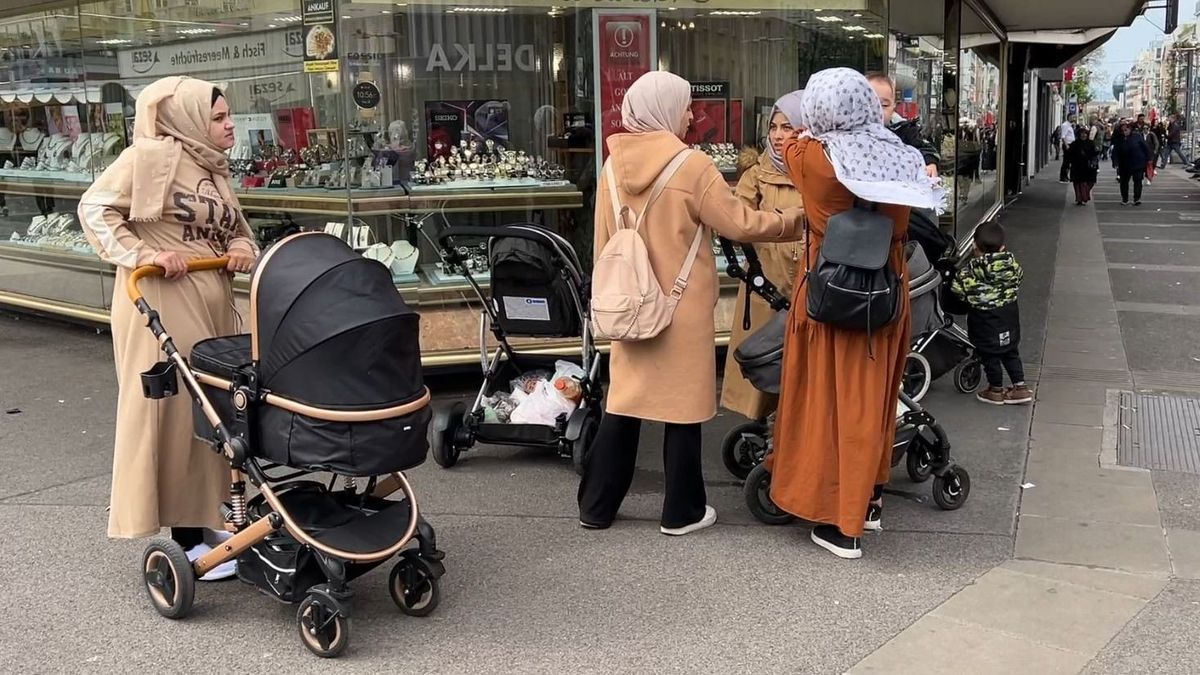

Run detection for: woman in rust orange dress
[[768, 68, 947, 559]]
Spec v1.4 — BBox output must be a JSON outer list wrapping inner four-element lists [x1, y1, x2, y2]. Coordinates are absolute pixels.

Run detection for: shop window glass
[[954, 3, 1002, 234]]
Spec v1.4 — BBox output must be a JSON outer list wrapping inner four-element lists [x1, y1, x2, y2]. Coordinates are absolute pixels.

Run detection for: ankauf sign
[[118, 29, 303, 79]]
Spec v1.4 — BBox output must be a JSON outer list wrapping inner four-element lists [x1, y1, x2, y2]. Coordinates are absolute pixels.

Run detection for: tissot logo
[[130, 49, 161, 74]]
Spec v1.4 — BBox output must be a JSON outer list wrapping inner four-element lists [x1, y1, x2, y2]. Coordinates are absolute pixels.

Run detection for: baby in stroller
[[129, 233, 445, 658]]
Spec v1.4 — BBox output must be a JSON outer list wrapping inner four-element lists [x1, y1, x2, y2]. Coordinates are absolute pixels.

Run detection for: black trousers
[[578, 412, 706, 529], [1059, 154, 1071, 182], [981, 348, 1025, 388], [171, 527, 205, 549], [1119, 171, 1144, 203]]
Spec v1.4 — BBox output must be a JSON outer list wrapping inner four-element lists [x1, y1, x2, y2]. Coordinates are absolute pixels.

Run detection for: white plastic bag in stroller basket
[[510, 379, 577, 426]]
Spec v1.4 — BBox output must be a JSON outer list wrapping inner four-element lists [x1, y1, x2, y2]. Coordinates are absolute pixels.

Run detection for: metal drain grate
[[1117, 391, 1200, 473]]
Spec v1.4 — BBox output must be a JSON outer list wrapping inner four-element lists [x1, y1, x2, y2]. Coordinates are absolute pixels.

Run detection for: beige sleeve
[[77, 156, 160, 269], [696, 162, 804, 243], [734, 165, 762, 210]]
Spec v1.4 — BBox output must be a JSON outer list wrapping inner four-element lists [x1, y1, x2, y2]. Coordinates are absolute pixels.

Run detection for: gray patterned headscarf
[[799, 68, 946, 213]]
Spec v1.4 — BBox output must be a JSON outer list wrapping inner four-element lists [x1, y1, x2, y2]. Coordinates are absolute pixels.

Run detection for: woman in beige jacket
[[79, 77, 257, 579], [721, 91, 806, 421], [578, 72, 805, 534]]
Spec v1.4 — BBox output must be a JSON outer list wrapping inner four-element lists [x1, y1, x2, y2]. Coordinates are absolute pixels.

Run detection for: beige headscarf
[[127, 76, 244, 224], [620, 71, 692, 137]]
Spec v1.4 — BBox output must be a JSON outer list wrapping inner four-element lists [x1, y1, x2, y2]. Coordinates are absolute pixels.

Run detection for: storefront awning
[[891, 0, 1148, 37]]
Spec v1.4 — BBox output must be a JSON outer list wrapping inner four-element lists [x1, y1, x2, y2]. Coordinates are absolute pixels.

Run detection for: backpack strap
[[669, 223, 707, 300], [602, 148, 693, 236]]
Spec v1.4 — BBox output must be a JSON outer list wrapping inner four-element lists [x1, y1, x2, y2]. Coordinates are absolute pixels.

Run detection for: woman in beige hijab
[[79, 76, 257, 579], [578, 71, 805, 535]]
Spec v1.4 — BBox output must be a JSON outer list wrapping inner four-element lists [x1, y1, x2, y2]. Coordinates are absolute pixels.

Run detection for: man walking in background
[[1059, 115, 1076, 183], [1162, 114, 1190, 168]]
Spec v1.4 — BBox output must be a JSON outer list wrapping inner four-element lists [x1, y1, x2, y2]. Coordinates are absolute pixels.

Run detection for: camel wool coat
[[720, 151, 806, 421], [598, 130, 805, 424]]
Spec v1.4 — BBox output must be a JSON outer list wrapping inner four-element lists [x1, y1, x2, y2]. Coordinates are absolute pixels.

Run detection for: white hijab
[[799, 68, 946, 213]]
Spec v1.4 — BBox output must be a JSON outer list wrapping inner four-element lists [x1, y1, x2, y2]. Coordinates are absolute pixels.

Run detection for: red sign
[[595, 11, 654, 162]]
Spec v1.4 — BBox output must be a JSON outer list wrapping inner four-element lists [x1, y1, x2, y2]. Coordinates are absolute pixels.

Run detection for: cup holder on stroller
[[140, 361, 179, 399]]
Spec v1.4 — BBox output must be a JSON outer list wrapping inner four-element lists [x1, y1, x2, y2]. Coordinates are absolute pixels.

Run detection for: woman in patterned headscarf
[[767, 68, 944, 559]]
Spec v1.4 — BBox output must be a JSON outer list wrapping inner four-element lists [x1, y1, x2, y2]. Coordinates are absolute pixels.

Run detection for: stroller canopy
[[251, 233, 424, 408]]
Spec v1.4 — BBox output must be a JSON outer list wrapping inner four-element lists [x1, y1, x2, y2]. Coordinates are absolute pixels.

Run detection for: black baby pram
[[428, 224, 602, 474], [715, 238, 971, 522], [129, 233, 445, 659], [901, 237, 982, 401]]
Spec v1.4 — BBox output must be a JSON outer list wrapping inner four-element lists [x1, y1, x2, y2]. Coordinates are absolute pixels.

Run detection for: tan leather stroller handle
[[126, 257, 230, 304]]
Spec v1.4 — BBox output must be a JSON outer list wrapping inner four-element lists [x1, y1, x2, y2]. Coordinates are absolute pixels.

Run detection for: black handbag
[[805, 201, 900, 332], [733, 310, 788, 395]]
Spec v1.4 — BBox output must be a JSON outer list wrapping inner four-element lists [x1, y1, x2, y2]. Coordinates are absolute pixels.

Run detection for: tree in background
[[1066, 48, 1108, 110]]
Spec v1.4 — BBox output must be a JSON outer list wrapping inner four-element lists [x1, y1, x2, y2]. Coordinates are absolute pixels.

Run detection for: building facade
[[0, 0, 1149, 363]]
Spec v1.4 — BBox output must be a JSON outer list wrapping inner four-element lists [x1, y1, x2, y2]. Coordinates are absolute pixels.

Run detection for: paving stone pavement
[[851, 166, 1200, 674]]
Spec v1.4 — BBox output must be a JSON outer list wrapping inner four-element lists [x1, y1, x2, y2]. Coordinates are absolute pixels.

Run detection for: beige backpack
[[591, 149, 703, 342]]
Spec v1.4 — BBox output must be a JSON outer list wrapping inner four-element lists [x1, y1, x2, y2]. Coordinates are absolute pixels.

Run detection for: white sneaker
[[660, 505, 717, 536], [185, 542, 238, 581]]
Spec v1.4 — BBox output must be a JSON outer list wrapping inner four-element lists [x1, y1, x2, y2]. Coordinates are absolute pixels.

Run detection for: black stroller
[[901, 240, 981, 401], [129, 233, 445, 658], [714, 238, 971, 523], [428, 224, 602, 474]]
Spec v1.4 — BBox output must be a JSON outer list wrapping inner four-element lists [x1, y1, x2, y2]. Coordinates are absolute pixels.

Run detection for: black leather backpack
[[805, 201, 901, 333]]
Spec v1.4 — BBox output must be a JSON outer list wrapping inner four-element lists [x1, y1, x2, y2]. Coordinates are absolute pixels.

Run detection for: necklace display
[[0, 127, 15, 152], [19, 128, 44, 152]]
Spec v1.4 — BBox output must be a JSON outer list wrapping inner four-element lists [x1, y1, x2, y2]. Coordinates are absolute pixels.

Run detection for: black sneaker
[[1134, 200, 1142, 206], [864, 502, 883, 532], [811, 525, 862, 559]]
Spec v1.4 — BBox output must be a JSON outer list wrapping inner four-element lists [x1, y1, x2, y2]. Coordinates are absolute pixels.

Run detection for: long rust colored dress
[[766, 137, 912, 538]]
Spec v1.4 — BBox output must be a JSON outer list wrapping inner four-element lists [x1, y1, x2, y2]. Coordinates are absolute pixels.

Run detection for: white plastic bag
[[510, 379, 577, 426], [553, 359, 586, 382]]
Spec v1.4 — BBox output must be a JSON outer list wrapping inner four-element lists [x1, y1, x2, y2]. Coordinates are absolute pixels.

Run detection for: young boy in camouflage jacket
[[952, 220, 1034, 405]]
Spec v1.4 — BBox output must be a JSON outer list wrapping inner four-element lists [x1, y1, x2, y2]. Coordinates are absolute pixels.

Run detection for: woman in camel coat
[[79, 76, 257, 579], [769, 68, 946, 560], [721, 91, 806, 421], [578, 71, 805, 535]]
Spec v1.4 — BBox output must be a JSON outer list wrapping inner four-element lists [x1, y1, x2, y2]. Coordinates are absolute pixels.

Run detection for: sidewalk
[[853, 165, 1200, 674], [0, 166, 1197, 673]]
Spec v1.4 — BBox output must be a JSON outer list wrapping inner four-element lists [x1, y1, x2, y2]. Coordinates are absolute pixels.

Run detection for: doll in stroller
[[713, 237, 971, 523], [426, 224, 602, 474], [129, 233, 445, 658]]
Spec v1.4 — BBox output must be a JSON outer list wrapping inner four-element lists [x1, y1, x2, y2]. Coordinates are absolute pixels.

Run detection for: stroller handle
[[126, 257, 230, 304]]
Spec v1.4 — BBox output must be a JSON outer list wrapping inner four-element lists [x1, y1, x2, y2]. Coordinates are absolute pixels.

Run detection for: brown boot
[[1005, 384, 1034, 405], [976, 386, 1006, 405]]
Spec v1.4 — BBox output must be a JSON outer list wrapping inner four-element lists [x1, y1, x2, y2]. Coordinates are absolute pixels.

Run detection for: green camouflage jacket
[[951, 251, 1023, 311]]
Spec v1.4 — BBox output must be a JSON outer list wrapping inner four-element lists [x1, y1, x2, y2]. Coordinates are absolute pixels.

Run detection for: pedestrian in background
[[1058, 115, 1076, 183], [1114, 121, 1151, 206], [1164, 113, 1190, 167], [1066, 124, 1099, 205], [1145, 123, 1162, 183], [579, 71, 805, 535]]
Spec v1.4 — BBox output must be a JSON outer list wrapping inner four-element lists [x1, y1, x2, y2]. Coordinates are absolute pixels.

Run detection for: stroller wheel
[[431, 402, 466, 468], [389, 556, 441, 617], [953, 359, 983, 395], [905, 439, 935, 483], [933, 466, 971, 511], [297, 592, 351, 658], [902, 352, 932, 402], [744, 463, 795, 526], [141, 539, 195, 620], [721, 421, 769, 480]]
